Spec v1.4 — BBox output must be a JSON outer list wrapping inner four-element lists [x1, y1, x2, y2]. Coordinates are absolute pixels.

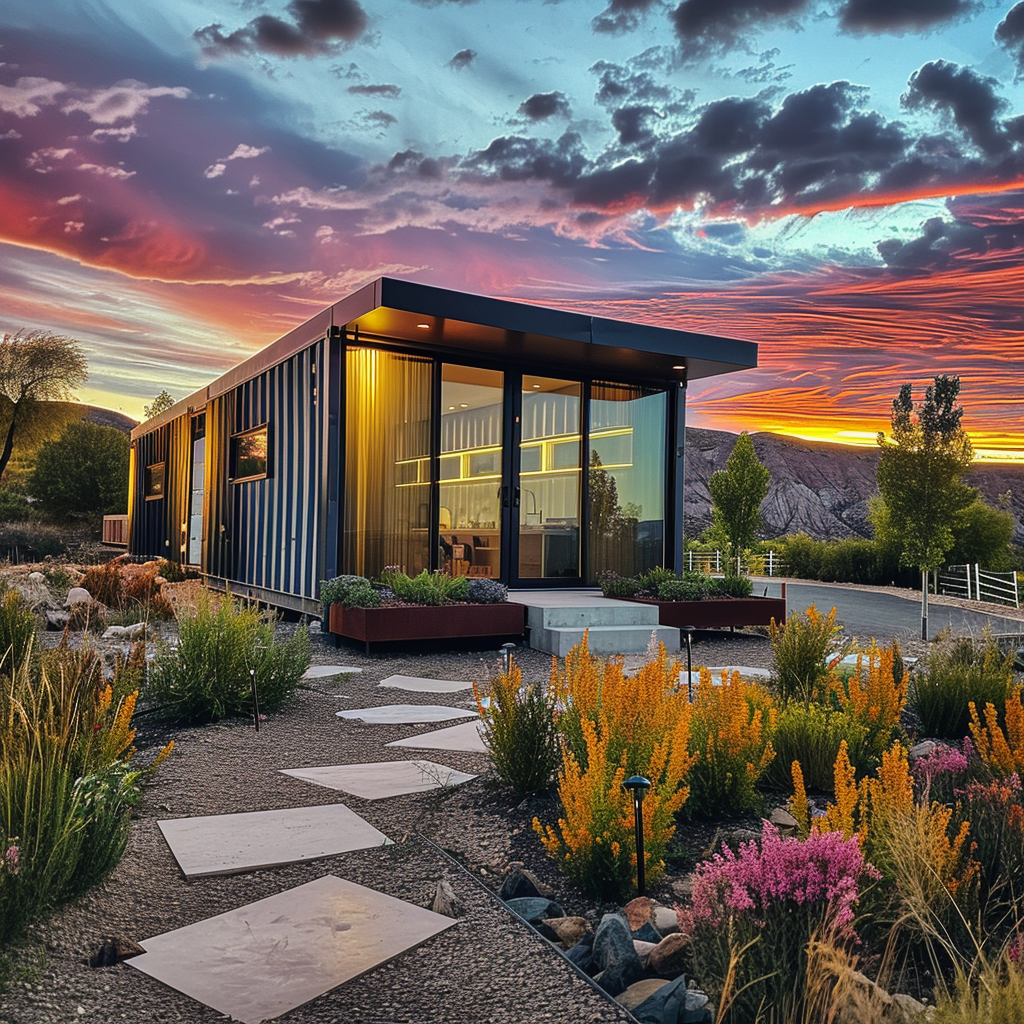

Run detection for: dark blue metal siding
[[128, 425, 169, 558], [225, 343, 324, 601]]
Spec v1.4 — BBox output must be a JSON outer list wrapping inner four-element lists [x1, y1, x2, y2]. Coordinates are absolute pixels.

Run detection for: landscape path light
[[501, 642, 516, 677], [682, 626, 695, 702], [250, 642, 265, 733], [623, 775, 651, 898]]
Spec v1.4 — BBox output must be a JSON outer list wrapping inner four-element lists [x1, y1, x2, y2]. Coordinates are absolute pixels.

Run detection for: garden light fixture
[[623, 775, 651, 897]]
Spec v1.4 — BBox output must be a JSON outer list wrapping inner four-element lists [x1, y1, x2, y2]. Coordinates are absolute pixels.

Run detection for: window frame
[[230, 423, 270, 483], [144, 462, 166, 500]]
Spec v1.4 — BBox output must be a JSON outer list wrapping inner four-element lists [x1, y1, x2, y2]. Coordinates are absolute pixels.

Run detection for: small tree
[[875, 375, 975, 638], [0, 330, 88, 482], [709, 432, 770, 569], [144, 390, 175, 419], [30, 421, 129, 517]]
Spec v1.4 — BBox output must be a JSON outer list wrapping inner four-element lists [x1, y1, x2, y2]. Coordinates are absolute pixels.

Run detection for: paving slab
[[378, 673, 475, 693], [302, 664, 362, 679], [157, 804, 390, 878], [387, 719, 488, 753], [129, 874, 456, 1023], [281, 759, 477, 799], [335, 704, 477, 724]]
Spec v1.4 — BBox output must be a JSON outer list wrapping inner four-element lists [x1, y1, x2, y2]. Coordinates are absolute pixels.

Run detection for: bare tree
[[0, 330, 88, 483]]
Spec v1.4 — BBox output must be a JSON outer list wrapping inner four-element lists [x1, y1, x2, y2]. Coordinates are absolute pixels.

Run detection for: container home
[[128, 278, 756, 615]]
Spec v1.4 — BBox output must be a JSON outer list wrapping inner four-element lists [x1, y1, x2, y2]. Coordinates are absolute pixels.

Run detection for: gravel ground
[[3, 578, 1015, 1024]]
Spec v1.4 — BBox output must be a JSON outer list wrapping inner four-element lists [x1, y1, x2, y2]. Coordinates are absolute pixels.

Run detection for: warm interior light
[[672, 365, 685, 370], [448, 405, 455, 410], [460, 403, 468, 408], [532, 384, 541, 389], [416, 323, 430, 329]]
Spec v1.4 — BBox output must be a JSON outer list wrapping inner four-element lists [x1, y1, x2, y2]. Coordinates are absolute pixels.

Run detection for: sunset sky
[[2, 0, 1024, 458]]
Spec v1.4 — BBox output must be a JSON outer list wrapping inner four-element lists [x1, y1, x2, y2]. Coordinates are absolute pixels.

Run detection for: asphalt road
[[756, 580, 1024, 642]]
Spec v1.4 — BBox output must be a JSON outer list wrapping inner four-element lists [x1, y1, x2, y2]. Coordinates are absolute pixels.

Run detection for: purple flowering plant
[[912, 741, 971, 804]]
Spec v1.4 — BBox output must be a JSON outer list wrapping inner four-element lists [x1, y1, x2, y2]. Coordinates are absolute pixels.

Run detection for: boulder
[[65, 587, 93, 607], [653, 904, 680, 936], [633, 939, 658, 966], [126, 622, 148, 640], [89, 937, 145, 967], [565, 938, 595, 975], [12, 574, 52, 610], [908, 740, 937, 762], [624, 896, 662, 943], [500, 863, 553, 901], [592, 913, 644, 996], [889, 993, 929, 1021], [431, 877, 461, 918], [632, 975, 712, 1024], [835, 970, 892, 1024], [648, 932, 692, 978], [770, 806, 800, 829], [541, 916, 590, 948], [617, 979, 670, 1011], [504, 897, 563, 922], [45, 610, 70, 631], [102, 626, 128, 640]]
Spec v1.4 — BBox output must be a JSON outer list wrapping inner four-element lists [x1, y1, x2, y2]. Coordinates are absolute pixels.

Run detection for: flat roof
[[136, 277, 757, 437]]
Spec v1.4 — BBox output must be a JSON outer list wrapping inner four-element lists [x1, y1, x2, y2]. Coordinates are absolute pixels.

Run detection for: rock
[[889, 993, 929, 1021], [45, 610, 70, 631], [770, 806, 799, 829], [648, 932, 692, 978], [499, 864, 553, 901], [720, 828, 761, 850], [908, 740, 937, 762], [89, 937, 145, 967], [541, 915, 590, 948], [102, 626, 128, 640], [565, 939, 595, 974], [835, 970, 892, 1024], [653, 905, 680, 936], [592, 913, 644, 997], [12, 575, 52, 610], [633, 975, 712, 1024], [616, 979, 670, 1011], [27, 571, 45, 582], [633, 939, 657, 965], [430, 877, 461, 918], [670, 873, 696, 900], [504, 897, 563, 922], [624, 896, 656, 931], [126, 622, 147, 640], [65, 587, 92, 607]]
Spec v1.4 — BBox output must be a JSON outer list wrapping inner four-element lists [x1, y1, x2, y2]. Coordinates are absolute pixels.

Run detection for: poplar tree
[[709, 432, 770, 571], [875, 374, 975, 639]]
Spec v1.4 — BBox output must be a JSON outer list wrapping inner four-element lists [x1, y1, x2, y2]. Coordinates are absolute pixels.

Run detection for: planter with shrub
[[321, 568, 525, 649], [599, 567, 787, 628]]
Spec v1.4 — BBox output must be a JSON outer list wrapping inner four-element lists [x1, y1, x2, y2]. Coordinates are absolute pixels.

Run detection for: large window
[[230, 425, 268, 481], [144, 462, 165, 499], [588, 383, 666, 582], [343, 348, 432, 577]]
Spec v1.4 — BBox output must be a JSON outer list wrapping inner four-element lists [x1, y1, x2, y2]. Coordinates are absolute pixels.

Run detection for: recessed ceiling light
[[532, 384, 541, 389], [448, 406, 455, 410], [460, 403, 468, 408], [416, 323, 430, 329], [672, 365, 685, 370]]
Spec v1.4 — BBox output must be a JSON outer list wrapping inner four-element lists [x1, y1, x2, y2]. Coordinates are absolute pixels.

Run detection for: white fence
[[938, 563, 1020, 608], [686, 550, 787, 577]]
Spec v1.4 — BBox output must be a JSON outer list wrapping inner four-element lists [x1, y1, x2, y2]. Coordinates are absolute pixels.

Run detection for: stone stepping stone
[[378, 673, 474, 693], [129, 875, 456, 1024], [281, 759, 476, 800], [387, 719, 488, 753], [335, 704, 477, 724], [681, 665, 772, 687], [157, 804, 390, 878], [302, 664, 362, 680]]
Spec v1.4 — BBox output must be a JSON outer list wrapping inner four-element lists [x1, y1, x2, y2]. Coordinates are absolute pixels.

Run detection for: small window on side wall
[[144, 463, 165, 499], [231, 424, 269, 482]]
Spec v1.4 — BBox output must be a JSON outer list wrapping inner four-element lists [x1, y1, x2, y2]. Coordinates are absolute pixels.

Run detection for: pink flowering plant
[[686, 822, 879, 1021], [912, 741, 971, 804]]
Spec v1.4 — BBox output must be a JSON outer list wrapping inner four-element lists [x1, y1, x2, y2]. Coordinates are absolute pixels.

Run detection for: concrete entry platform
[[508, 590, 679, 657]]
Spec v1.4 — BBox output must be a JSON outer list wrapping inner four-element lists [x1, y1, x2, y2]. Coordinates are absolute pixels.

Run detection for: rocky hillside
[[685, 427, 1024, 543]]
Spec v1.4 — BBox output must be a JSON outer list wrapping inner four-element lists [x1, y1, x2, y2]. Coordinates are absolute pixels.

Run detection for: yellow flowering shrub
[[969, 687, 1024, 777], [535, 634, 696, 900], [686, 668, 776, 816], [831, 642, 907, 756]]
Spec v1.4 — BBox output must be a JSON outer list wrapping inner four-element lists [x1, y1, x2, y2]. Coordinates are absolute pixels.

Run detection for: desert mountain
[[685, 428, 1024, 544]]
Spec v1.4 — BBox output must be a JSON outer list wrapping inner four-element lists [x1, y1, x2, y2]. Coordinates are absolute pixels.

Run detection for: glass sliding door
[[439, 365, 504, 579], [516, 376, 582, 581], [343, 348, 433, 577], [588, 383, 666, 583]]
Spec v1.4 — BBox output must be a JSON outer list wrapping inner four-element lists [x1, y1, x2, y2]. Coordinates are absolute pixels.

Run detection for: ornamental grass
[[769, 604, 843, 705], [685, 668, 776, 817], [0, 637, 171, 944]]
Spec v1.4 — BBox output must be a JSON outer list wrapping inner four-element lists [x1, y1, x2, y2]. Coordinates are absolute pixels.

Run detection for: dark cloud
[[592, 0, 660, 35], [670, 0, 809, 59], [518, 92, 572, 121], [903, 60, 1009, 155], [996, 3, 1024, 76], [195, 0, 367, 59], [385, 148, 443, 178], [463, 132, 587, 187], [839, 0, 980, 35], [447, 48, 476, 70], [592, 59, 675, 108], [347, 83, 401, 97], [362, 110, 397, 128], [611, 105, 659, 145]]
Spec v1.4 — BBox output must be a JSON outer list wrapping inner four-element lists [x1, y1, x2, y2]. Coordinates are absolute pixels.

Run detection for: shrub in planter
[[467, 577, 508, 604], [913, 635, 1015, 741], [657, 575, 710, 601], [597, 571, 640, 598], [320, 574, 381, 610], [380, 568, 468, 605], [474, 658, 559, 795], [146, 594, 310, 724], [709, 574, 754, 598]]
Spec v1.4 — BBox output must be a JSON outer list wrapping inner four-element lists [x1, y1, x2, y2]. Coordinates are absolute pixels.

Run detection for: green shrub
[[769, 604, 844, 705], [0, 591, 36, 676], [466, 578, 508, 604], [474, 660, 559, 795], [597, 572, 640, 598], [765, 703, 868, 792], [0, 522, 66, 562], [320, 575, 380, 610], [146, 595, 310, 723], [710, 574, 754, 598], [30, 421, 129, 518], [381, 569, 468, 605], [658, 575, 709, 601], [635, 566, 677, 594], [778, 532, 915, 587], [0, 489, 35, 524], [912, 635, 1015, 740]]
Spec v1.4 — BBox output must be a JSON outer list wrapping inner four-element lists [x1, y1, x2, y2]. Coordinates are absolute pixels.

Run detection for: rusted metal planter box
[[630, 596, 787, 629], [328, 602, 525, 646]]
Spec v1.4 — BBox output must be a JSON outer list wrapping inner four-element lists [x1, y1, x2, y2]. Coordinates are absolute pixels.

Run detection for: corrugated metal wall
[[127, 424, 170, 558]]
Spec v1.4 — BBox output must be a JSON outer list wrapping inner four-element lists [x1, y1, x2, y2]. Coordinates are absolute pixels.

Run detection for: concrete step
[[530, 624, 680, 658], [524, 600, 661, 631]]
